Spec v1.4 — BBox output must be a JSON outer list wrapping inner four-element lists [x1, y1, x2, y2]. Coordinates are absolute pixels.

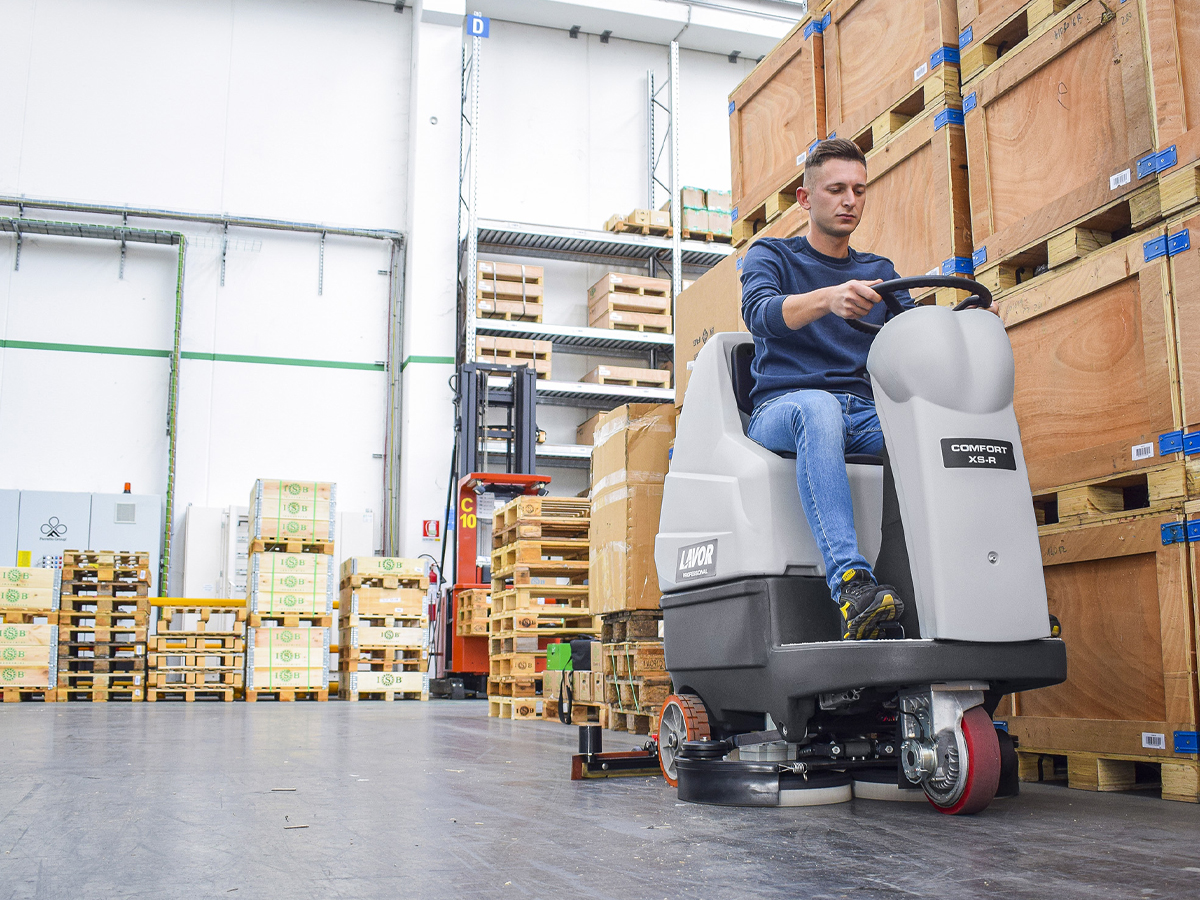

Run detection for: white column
[[397, 0, 466, 560]]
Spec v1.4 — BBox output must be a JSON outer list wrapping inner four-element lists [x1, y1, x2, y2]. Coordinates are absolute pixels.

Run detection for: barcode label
[[913, 63, 929, 81], [796, 151, 808, 166], [1143, 732, 1166, 749], [1110, 169, 1132, 190], [1132, 442, 1155, 461]]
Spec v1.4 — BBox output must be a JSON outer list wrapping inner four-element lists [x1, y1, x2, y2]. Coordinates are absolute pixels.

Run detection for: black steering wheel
[[845, 275, 994, 335]]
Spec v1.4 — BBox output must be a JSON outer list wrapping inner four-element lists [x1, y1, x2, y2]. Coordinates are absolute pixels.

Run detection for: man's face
[[797, 158, 868, 239]]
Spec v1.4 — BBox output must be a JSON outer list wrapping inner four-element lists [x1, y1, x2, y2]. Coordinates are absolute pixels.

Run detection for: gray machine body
[[655, 310, 1064, 738], [656, 332, 883, 590]]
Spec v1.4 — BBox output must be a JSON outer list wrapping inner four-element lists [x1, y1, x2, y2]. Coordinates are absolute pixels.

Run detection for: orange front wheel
[[657, 693, 711, 786]]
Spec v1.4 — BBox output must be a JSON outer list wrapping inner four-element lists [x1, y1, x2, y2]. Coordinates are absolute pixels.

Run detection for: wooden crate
[[588, 308, 672, 334], [475, 335, 552, 379], [477, 260, 543, 289], [605, 209, 671, 235], [581, 365, 672, 390], [957, 0, 1078, 84], [822, 0, 961, 143], [965, 2, 1160, 287], [1166, 207, 1200, 433], [728, 17, 825, 239], [853, 101, 973, 303], [588, 273, 671, 312], [998, 227, 1181, 492], [997, 510, 1198, 777]]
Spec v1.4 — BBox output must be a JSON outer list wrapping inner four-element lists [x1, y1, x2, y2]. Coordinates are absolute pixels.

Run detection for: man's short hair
[[803, 138, 867, 186]]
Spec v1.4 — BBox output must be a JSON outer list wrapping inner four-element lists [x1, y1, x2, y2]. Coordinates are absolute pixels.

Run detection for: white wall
[[0, 0, 411, 590], [473, 21, 752, 493]]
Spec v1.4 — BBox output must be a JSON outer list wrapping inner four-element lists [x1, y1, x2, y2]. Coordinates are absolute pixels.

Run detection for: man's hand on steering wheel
[[826, 279, 884, 320]]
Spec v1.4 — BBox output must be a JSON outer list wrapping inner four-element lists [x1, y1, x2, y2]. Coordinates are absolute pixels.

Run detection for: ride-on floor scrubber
[[653, 276, 1067, 815]]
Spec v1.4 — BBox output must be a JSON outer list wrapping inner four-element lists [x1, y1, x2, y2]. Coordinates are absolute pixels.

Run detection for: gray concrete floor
[[1, 701, 1199, 899]]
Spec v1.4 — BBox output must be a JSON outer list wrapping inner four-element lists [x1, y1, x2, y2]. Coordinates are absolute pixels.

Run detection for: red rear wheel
[[656, 694, 711, 787], [928, 706, 1001, 815]]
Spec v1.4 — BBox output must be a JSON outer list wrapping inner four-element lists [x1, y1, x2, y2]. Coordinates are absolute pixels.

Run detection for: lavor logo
[[676, 539, 718, 580], [940, 438, 1016, 471]]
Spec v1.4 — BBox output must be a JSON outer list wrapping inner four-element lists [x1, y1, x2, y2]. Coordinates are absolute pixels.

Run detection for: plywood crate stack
[[475, 335, 552, 379], [147, 603, 246, 701], [1, 567, 61, 702], [477, 260, 543, 323], [56, 551, 150, 702], [244, 479, 336, 701], [339, 557, 430, 701], [455, 588, 490, 637], [487, 494, 596, 721]]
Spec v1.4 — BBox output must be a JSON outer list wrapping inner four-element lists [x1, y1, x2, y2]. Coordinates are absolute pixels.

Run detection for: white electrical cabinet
[[16, 491, 93, 568], [182, 506, 226, 599], [89, 493, 163, 594], [0, 491, 18, 566], [220, 506, 250, 600]]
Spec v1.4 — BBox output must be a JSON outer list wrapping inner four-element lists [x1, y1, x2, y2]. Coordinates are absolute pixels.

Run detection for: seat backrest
[[731, 342, 755, 416]]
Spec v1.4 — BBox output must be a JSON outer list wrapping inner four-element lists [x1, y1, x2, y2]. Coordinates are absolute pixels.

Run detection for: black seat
[[731, 341, 883, 466]]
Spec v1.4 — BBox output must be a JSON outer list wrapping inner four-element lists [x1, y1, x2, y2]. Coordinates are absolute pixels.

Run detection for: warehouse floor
[[1, 702, 1198, 900]]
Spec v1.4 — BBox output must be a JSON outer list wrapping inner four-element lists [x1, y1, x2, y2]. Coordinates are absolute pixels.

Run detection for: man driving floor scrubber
[[741, 138, 989, 641]]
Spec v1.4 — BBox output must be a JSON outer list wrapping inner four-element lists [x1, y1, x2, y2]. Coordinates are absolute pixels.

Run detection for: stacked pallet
[[477, 260, 543, 323], [476, 335, 551, 379], [338, 557, 430, 701], [455, 588, 490, 637], [605, 208, 671, 236], [601, 611, 670, 734], [487, 495, 597, 721], [245, 480, 336, 702], [57, 551, 149, 702], [0, 567, 60, 702], [587, 272, 673, 335], [147, 603, 246, 702]]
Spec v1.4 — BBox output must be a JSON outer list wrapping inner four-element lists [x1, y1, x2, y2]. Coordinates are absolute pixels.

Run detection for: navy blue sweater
[[740, 236, 911, 407]]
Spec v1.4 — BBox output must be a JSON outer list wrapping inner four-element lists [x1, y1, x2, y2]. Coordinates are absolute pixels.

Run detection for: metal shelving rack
[[456, 26, 729, 472]]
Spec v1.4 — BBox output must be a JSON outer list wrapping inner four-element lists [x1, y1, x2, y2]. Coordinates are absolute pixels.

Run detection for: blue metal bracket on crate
[[736, 256, 743, 271], [731, 206, 738, 223], [1184, 431, 1200, 455], [971, 246, 987, 268], [934, 108, 964, 131], [1144, 230, 1191, 262], [1160, 521, 1198, 546], [807, 133, 836, 156], [1176, 731, 1199, 754], [1138, 145, 1179, 179], [930, 47, 960, 70], [1159, 430, 1184, 455], [940, 256, 974, 276], [959, 26, 973, 49], [963, 91, 978, 114], [728, 100, 735, 116], [804, 11, 831, 39]]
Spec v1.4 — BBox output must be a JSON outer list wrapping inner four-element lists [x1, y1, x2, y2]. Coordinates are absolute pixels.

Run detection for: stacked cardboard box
[[338, 557, 430, 701], [245, 480, 336, 701]]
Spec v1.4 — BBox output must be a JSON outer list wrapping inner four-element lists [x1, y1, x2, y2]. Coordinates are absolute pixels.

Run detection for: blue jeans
[[747, 390, 883, 601]]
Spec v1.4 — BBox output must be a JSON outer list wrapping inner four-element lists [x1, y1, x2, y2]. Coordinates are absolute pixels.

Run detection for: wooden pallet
[[602, 641, 667, 679], [1033, 462, 1193, 528], [147, 654, 243, 672], [605, 677, 673, 714], [540, 695, 603, 725], [58, 655, 143, 673], [490, 563, 589, 589], [489, 585, 590, 614], [340, 572, 428, 591], [0, 687, 60, 703], [475, 335, 552, 379], [57, 687, 144, 702], [341, 611, 425, 629], [601, 610, 662, 643], [58, 624, 148, 643], [581, 365, 671, 389], [247, 613, 333, 628], [490, 539, 590, 572], [62, 580, 149, 597], [146, 685, 237, 702], [248, 538, 335, 555], [487, 675, 541, 698], [606, 707, 656, 735], [340, 688, 428, 702], [604, 212, 672, 236], [1017, 749, 1200, 803], [60, 595, 149, 614], [62, 550, 150, 569], [487, 695, 542, 720], [147, 669, 242, 687], [478, 260, 544, 283], [680, 229, 732, 244], [157, 606, 247, 627], [244, 688, 329, 702], [489, 608, 599, 635], [339, 648, 425, 670], [476, 297, 543, 323], [588, 309, 672, 334], [2, 609, 57, 625], [149, 634, 243, 652], [488, 652, 542, 678]]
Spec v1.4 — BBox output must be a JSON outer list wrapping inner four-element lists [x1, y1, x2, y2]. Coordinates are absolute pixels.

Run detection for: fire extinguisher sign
[[422, 520, 441, 540]]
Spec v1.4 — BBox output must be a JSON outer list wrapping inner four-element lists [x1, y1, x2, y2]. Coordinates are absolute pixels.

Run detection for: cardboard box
[[682, 208, 710, 233], [589, 404, 677, 614], [577, 412, 604, 446], [680, 187, 707, 208], [673, 251, 747, 408], [708, 209, 733, 235], [706, 189, 732, 212]]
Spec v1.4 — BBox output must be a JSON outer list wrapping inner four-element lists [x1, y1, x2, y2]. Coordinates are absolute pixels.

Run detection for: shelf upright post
[[669, 40, 682, 304], [458, 13, 484, 366]]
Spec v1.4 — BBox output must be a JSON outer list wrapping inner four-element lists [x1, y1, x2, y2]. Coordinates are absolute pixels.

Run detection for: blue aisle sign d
[[468, 14, 490, 37]]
